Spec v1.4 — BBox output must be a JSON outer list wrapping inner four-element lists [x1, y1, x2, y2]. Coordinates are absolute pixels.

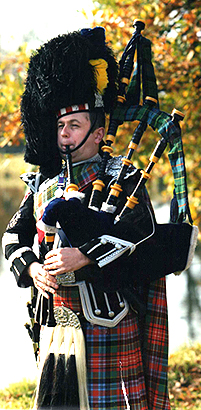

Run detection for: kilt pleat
[[50, 278, 170, 410], [144, 278, 170, 410], [81, 278, 170, 410], [83, 312, 148, 409]]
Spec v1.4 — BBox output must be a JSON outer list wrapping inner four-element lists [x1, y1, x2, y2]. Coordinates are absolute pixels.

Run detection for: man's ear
[[94, 127, 105, 144]]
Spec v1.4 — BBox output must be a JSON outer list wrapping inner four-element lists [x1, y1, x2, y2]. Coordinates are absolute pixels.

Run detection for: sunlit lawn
[[0, 343, 201, 409]]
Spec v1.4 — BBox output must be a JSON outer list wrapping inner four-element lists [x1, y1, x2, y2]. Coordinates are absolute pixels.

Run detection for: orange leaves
[[0, 45, 29, 148], [92, 0, 201, 230], [183, 11, 197, 25], [0, 110, 23, 148], [168, 343, 201, 409]]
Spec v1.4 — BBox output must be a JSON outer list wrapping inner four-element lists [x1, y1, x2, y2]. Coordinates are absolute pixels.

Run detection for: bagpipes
[[38, 20, 197, 327]]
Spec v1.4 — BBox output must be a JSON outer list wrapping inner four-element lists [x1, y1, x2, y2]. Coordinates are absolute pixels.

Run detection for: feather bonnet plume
[[21, 27, 118, 177]]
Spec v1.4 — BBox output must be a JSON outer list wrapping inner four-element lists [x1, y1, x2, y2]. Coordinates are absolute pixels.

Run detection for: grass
[[168, 343, 201, 409], [0, 379, 36, 409], [0, 343, 201, 409]]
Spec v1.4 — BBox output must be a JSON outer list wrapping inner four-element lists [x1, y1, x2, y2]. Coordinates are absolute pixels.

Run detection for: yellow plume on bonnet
[[89, 59, 109, 95]]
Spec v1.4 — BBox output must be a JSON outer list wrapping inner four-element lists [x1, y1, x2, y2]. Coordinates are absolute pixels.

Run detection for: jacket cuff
[[174, 224, 199, 275], [8, 247, 39, 287], [79, 234, 136, 268]]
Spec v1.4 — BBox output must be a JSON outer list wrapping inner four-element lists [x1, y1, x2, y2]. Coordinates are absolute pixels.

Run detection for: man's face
[[57, 112, 104, 163]]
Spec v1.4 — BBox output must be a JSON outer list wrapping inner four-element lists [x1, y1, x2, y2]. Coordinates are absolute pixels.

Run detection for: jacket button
[[115, 243, 122, 250], [100, 238, 107, 245], [108, 311, 115, 317]]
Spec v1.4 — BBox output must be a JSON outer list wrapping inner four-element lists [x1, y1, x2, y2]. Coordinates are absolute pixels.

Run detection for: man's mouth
[[60, 144, 74, 153]]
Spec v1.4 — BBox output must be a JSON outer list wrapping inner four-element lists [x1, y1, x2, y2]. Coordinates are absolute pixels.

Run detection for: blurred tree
[[91, 0, 201, 229], [0, 1, 200, 230], [0, 45, 30, 148]]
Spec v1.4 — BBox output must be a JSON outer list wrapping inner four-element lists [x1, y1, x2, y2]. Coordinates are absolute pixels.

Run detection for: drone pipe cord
[[101, 96, 157, 213], [88, 20, 145, 212], [116, 109, 185, 222]]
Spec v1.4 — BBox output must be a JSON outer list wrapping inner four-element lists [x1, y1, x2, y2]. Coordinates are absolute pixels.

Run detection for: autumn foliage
[[0, 0, 201, 230], [0, 45, 30, 148], [91, 0, 201, 230]]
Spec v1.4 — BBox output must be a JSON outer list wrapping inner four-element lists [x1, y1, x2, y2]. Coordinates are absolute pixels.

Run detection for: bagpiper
[[2, 23, 198, 410]]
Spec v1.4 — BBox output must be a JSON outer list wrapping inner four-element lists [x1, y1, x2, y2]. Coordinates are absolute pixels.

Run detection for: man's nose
[[61, 124, 70, 136]]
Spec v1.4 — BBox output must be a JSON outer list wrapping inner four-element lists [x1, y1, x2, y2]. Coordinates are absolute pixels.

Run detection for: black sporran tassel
[[64, 355, 80, 409], [36, 353, 80, 410], [35, 307, 89, 410], [51, 354, 80, 410], [50, 354, 66, 408], [36, 353, 55, 409]]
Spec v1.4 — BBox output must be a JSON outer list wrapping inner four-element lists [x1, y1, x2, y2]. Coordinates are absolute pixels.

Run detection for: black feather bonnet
[[21, 27, 118, 177]]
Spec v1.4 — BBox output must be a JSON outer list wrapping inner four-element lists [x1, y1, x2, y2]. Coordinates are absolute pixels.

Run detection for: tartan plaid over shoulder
[[112, 102, 192, 224]]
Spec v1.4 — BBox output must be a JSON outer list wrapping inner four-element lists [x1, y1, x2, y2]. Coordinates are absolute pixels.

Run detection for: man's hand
[[43, 247, 91, 276], [27, 261, 59, 299]]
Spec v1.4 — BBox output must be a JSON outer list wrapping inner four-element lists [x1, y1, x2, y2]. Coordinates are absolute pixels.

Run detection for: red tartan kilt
[[52, 279, 170, 410]]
